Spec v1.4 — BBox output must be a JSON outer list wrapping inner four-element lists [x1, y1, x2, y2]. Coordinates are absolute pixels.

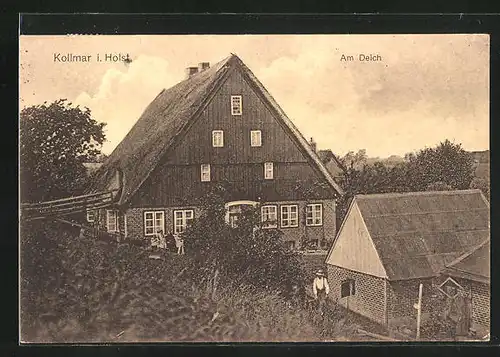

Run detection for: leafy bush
[[183, 191, 306, 295]]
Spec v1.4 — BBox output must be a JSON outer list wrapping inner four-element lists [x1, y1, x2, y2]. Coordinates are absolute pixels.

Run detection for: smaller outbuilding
[[440, 239, 490, 336], [325, 189, 490, 330]]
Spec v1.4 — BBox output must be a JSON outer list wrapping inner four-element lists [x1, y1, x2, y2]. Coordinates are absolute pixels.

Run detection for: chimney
[[185, 66, 199, 78], [198, 62, 210, 71], [309, 137, 317, 152]]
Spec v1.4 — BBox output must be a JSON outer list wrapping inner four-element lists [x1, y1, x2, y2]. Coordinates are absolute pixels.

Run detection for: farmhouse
[[325, 189, 490, 328], [440, 239, 490, 335], [87, 54, 343, 249]]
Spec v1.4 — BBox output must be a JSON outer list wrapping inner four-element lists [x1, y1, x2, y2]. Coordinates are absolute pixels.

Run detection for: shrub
[[183, 192, 306, 294]]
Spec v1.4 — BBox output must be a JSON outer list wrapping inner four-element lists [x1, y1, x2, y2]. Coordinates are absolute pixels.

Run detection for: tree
[[405, 140, 474, 192], [20, 99, 106, 202], [340, 149, 367, 169]]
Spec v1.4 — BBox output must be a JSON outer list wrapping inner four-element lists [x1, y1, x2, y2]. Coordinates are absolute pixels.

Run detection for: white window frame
[[106, 209, 118, 233], [280, 205, 298, 228], [201, 164, 211, 182], [144, 211, 165, 236], [261, 205, 278, 229], [86, 210, 96, 223], [212, 130, 224, 147], [264, 162, 274, 180], [306, 203, 323, 226], [173, 209, 194, 234], [250, 130, 262, 147], [231, 95, 242, 116], [224, 201, 258, 228]]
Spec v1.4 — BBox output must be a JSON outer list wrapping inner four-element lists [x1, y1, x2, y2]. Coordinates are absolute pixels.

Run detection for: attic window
[[251, 130, 262, 147], [231, 95, 242, 116], [264, 162, 274, 180], [212, 130, 224, 147], [201, 164, 211, 182]]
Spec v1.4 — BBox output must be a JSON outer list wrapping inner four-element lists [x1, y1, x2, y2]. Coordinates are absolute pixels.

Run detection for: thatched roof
[[88, 54, 342, 204], [355, 189, 490, 281], [442, 239, 490, 284]]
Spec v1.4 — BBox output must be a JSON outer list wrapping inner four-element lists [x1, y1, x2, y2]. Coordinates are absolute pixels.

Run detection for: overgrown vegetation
[[20, 216, 348, 342]]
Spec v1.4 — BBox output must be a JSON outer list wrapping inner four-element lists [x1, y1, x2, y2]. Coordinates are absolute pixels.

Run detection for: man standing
[[313, 269, 330, 315]]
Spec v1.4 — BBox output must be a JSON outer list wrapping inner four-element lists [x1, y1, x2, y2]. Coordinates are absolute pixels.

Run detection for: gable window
[[250, 130, 262, 147], [201, 164, 211, 182], [281, 205, 298, 228], [86, 210, 96, 223], [212, 130, 224, 147], [306, 204, 323, 226], [106, 209, 118, 233], [340, 279, 356, 298], [231, 95, 242, 115], [174, 209, 194, 234], [264, 162, 274, 180], [261, 205, 278, 229], [144, 211, 165, 236]]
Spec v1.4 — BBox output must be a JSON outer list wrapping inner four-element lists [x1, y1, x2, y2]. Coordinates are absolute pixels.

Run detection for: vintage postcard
[[19, 34, 490, 343]]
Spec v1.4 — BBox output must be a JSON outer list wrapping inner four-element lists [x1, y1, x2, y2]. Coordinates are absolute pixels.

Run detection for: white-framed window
[[281, 205, 298, 228], [306, 203, 323, 226], [261, 205, 278, 229], [231, 95, 242, 115], [201, 164, 211, 182], [224, 201, 258, 228], [174, 209, 194, 234], [250, 130, 262, 147], [264, 162, 274, 180], [144, 211, 165, 236], [106, 209, 118, 233], [212, 130, 224, 147], [86, 210, 96, 223]]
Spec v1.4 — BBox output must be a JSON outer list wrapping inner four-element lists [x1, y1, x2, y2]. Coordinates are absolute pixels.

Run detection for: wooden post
[[416, 283, 423, 340]]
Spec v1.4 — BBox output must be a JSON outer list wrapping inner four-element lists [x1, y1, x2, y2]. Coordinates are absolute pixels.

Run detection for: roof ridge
[[355, 189, 482, 199], [445, 238, 490, 269]]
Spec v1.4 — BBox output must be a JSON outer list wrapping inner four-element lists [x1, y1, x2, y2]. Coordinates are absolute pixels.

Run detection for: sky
[[19, 34, 490, 158]]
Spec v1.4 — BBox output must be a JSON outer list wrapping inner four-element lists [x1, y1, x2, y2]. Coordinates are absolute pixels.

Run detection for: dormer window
[[231, 95, 242, 115], [251, 130, 262, 147], [201, 164, 211, 182], [212, 130, 224, 147]]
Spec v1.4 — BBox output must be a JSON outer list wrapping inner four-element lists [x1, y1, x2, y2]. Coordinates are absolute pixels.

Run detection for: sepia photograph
[[19, 34, 490, 343]]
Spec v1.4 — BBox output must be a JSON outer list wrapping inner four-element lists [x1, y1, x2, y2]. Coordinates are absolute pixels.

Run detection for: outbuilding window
[[144, 211, 164, 236], [341, 279, 356, 298]]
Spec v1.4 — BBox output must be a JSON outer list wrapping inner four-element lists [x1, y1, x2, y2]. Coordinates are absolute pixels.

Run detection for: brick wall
[[471, 281, 490, 328], [124, 206, 203, 241], [327, 265, 387, 325], [386, 279, 434, 323], [263, 199, 336, 249], [120, 199, 336, 248]]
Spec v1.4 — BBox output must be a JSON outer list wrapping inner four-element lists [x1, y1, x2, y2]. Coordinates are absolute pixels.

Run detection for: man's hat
[[316, 269, 325, 276]]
